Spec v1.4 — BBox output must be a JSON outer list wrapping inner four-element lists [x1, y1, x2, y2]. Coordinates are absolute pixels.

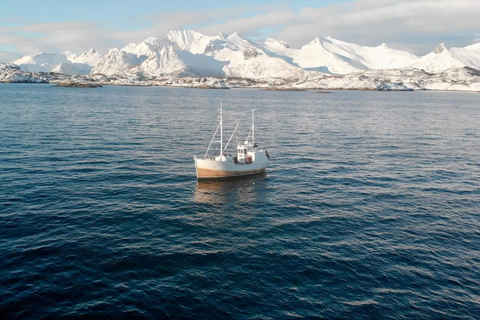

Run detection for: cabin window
[[244, 149, 247, 155]]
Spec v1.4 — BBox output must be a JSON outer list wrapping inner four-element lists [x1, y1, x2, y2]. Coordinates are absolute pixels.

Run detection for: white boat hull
[[194, 155, 268, 180]]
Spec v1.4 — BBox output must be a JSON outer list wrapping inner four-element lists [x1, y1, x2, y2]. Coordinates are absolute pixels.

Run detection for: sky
[[1, 0, 480, 62]]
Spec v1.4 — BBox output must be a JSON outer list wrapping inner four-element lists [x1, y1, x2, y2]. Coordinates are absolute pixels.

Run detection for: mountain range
[[2, 30, 480, 91]]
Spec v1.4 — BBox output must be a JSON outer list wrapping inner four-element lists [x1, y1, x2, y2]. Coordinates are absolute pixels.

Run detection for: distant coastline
[[2, 64, 480, 92]]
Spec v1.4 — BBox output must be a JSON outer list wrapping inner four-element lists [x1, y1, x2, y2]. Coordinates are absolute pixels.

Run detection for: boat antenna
[[245, 109, 255, 144], [252, 109, 255, 145]]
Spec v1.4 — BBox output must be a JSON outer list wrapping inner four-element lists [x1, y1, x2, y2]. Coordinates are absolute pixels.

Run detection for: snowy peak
[[307, 37, 322, 46], [223, 32, 252, 50], [121, 43, 137, 53], [305, 36, 338, 46], [296, 36, 373, 73], [73, 48, 102, 66], [377, 43, 389, 49], [121, 37, 173, 57], [62, 51, 78, 60], [131, 42, 157, 56], [143, 37, 164, 47], [411, 43, 468, 73], [321, 36, 343, 45], [166, 29, 218, 54], [434, 43, 447, 54], [264, 38, 290, 49]]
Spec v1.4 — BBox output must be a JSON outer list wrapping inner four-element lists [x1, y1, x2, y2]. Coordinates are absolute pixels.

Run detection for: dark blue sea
[[1, 83, 479, 319]]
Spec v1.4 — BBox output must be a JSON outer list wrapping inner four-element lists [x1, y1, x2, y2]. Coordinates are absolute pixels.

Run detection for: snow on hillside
[[262, 36, 364, 74], [71, 48, 103, 66], [261, 36, 419, 74], [295, 37, 368, 74], [12, 52, 68, 73], [122, 38, 168, 56], [13, 48, 102, 75], [6, 30, 480, 82], [171, 49, 226, 77], [203, 32, 309, 79], [52, 62, 93, 75], [292, 66, 480, 91], [127, 45, 226, 77], [91, 48, 145, 76], [465, 42, 480, 51], [0, 62, 48, 82], [409, 42, 480, 74], [96, 31, 309, 79], [167, 30, 222, 54], [264, 38, 290, 50], [411, 44, 466, 73], [317, 36, 418, 70], [222, 46, 308, 79], [450, 46, 480, 70]]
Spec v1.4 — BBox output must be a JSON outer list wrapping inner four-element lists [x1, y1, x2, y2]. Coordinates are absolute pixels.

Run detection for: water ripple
[[1, 85, 479, 318]]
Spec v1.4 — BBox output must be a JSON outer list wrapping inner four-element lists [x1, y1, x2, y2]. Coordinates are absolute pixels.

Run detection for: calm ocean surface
[[1, 83, 479, 319]]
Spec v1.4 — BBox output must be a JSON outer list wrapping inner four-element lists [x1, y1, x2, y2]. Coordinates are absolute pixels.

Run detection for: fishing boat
[[194, 103, 270, 180]]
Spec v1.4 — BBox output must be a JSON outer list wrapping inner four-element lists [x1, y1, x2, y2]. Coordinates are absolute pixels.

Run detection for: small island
[[264, 87, 306, 91], [53, 82, 102, 88]]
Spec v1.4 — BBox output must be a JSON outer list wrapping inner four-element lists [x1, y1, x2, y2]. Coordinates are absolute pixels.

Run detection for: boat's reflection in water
[[193, 173, 268, 204]]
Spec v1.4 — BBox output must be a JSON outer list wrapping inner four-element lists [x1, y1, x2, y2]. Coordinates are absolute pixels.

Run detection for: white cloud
[[0, 21, 120, 61], [271, 0, 480, 52], [111, 4, 291, 44], [111, 11, 203, 44]]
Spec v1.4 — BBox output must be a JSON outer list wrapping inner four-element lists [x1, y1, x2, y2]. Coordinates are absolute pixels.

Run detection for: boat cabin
[[236, 141, 255, 164]]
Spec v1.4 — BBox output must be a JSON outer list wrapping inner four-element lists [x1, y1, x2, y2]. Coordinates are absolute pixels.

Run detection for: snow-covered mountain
[[128, 45, 227, 78], [412, 43, 466, 73], [259, 35, 420, 74], [308, 36, 419, 70], [12, 48, 102, 75], [167, 30, 223, 54], [71, 48, 103, 65], [201, 32, 309, 79], [89, 30, 310, 79], [12, 52, 68, 73], [411, 43, 480, 73], [7, 29, 480, 83], [294, 37, 369, 74], [91, 48, 145, 76]]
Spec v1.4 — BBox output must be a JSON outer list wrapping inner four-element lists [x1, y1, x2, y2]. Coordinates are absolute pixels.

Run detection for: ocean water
[[1, 83, 479, 319]]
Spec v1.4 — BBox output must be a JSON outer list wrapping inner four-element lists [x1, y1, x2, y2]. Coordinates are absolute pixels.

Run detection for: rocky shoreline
[[1, 62, 480, 92]]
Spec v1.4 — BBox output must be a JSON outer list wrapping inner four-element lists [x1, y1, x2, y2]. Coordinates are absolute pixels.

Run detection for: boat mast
[[203, 102, 223, 159], [220, 102, 223, 156]]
